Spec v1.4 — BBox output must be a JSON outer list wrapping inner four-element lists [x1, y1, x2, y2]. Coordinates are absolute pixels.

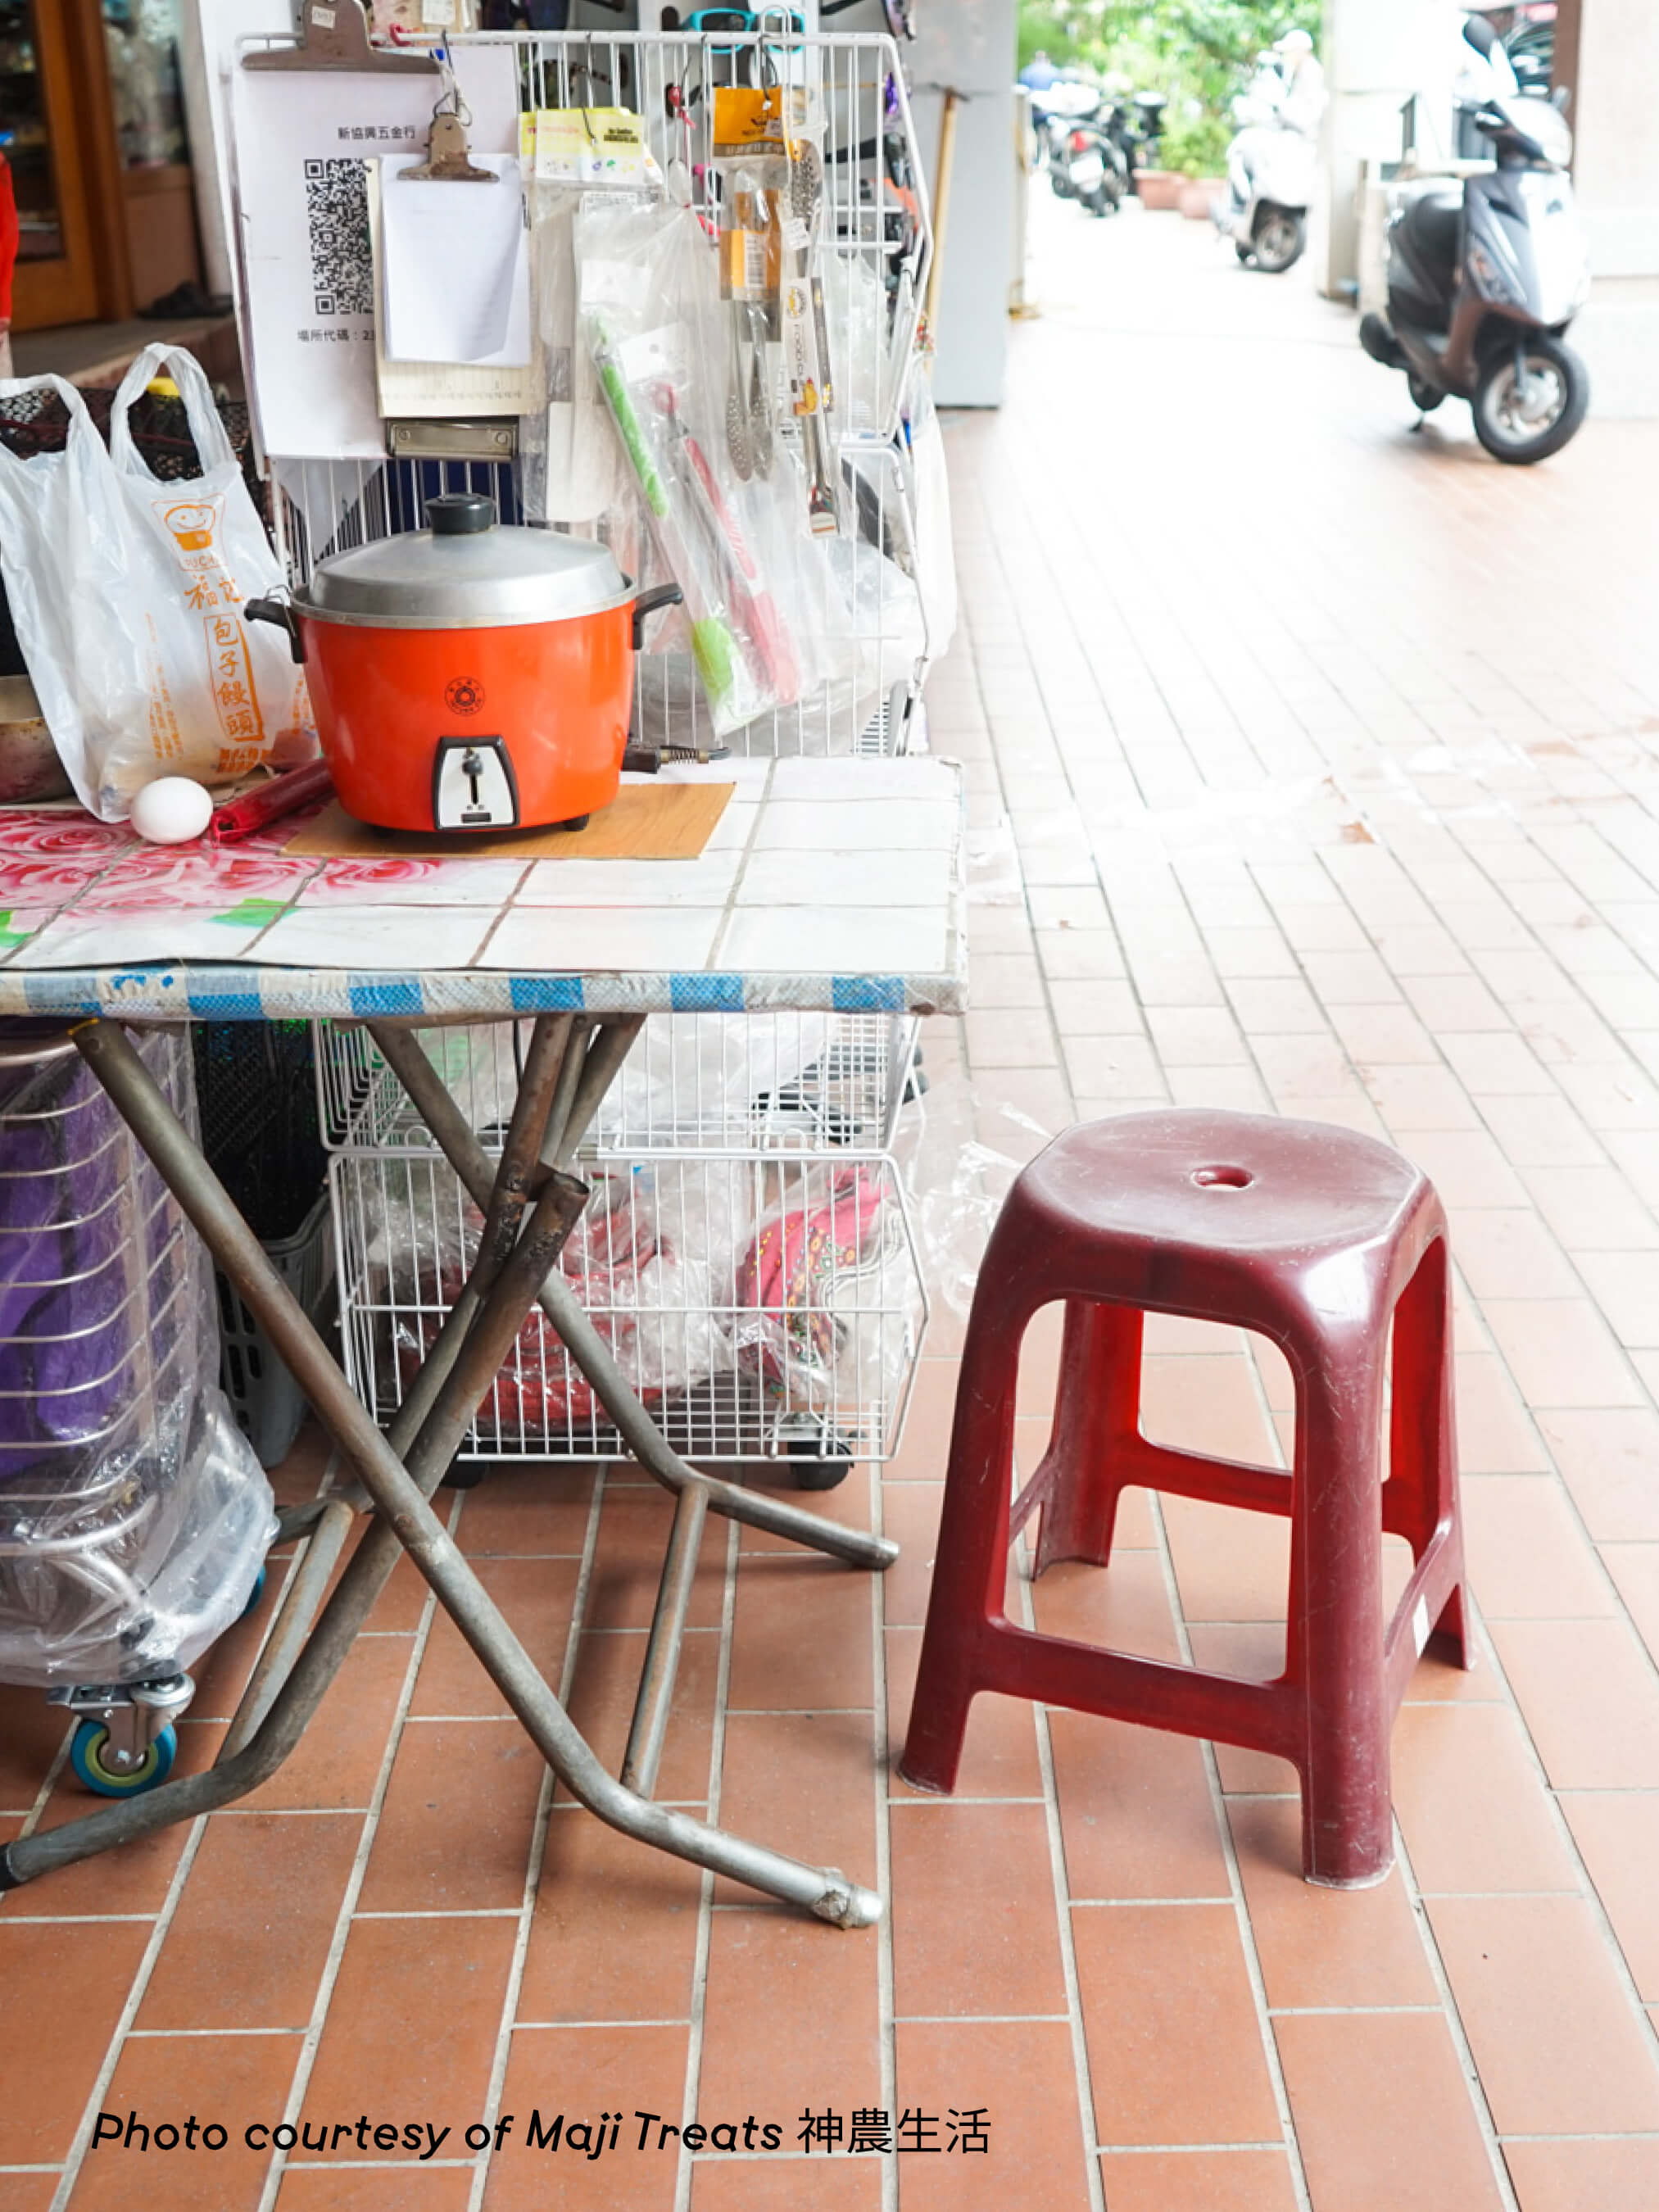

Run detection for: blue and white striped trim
[[0, 963, 963, 1022]]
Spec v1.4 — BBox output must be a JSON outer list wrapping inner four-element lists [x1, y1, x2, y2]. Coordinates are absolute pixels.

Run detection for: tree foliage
[[1018, 1, 1324, 116]]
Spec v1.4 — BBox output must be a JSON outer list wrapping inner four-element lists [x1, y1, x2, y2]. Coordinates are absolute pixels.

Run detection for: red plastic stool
[[900, 1108, 1471, 1887]]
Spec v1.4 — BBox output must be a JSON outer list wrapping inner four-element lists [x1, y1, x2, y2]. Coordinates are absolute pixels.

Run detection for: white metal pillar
[[1568, 0, 1659, 415]]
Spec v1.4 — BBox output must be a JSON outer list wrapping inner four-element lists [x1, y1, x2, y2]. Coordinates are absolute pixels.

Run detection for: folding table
[[0, 755, 965, 1926]]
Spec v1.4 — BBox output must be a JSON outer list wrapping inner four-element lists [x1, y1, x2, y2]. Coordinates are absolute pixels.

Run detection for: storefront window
[[102, 0, 188, 171], [0, 2, 61, 262]]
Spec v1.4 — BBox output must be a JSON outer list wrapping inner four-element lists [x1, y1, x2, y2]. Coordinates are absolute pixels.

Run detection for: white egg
[[129, 777, 213, 845]]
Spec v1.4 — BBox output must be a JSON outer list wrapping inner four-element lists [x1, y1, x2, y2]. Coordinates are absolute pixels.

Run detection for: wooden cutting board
[[283, 779, 734, 863]]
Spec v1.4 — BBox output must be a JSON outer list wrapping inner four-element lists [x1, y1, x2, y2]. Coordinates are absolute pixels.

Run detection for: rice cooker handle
[[244, 597, 305, 664], [632, 581, 683, 650]]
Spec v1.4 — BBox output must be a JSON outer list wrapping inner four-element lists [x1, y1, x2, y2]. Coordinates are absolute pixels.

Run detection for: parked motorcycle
[[1358, 82, 1590, 462], [1063, 112, 1131, 217], [1030, 79, 1104, 200], [1214, 32, 1324, 273]]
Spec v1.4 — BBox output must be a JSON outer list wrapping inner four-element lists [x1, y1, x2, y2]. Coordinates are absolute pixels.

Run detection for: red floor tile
[[1072, 1903, 1280, 2146], [1489, 1618, 1659, 1788], [1427, 1894, 1659, 2134], [276, 2172, 476, 2211], [894, 2019, 1093, 2212], [0, 1920, 151, 2164], [138, 1811, 364, 2032], [1557, 1792, 1659, 2003], [699, 1910, 880, 2122], [1275, 2010, 1504, 2212], [890, 1801, 1067, 2019], [1226, 1796, 1438, 2008], [66, 2032, 301, 2212], [1503, 2138, 1659, 2212], [356, 1720, 543, 1913], [515, 1807, 702, 2025], [1048, 1711, 1228, 1901], [303, 1915, 519, 2155], [1097, 2149, 1299, 2211], [483, 2024, 688, 2210], [1391, 1702, 1582, 1895]]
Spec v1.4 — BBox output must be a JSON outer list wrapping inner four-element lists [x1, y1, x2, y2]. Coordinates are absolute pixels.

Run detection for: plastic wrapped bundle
[[0, 1023, 274, 1688]]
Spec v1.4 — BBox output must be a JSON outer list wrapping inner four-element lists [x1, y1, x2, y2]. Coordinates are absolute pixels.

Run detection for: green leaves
[[1018, 0, 1323, 120]]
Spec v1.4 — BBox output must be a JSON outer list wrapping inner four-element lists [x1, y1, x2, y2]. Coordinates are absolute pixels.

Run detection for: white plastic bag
[[0, 374, 153, 821], [107, 343, 315, 796], [0, 355, 314, 820]]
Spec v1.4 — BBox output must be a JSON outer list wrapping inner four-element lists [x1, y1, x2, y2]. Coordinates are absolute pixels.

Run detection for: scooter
[[1063, 113, 1130, 217], [1358, 88, 1591, 463], [1215, 66, 1317, 273], [1030, 80, 1104, 200]]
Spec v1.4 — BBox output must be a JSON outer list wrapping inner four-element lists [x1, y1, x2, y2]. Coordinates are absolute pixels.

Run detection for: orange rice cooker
[[247, 493, 678, 834]]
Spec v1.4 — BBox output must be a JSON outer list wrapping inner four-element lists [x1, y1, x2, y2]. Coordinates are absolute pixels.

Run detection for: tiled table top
[[0, 755, 966, 1022]]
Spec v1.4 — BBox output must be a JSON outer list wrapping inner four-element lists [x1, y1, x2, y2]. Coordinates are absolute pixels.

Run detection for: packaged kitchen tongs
[[712, 79, 843, 537]]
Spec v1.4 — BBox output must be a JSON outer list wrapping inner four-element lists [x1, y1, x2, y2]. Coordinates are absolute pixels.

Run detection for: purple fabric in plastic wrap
[[0, 1024, 275, 1687]]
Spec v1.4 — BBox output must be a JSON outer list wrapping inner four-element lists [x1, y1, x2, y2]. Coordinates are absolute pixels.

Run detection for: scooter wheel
[[70, 1720, 178, 1798], [1407, 374, 1444, 414], [1252, 210, 1306, 274], [1471, 336, 1589, 465]]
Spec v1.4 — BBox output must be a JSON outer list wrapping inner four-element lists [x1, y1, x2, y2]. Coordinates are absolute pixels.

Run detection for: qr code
[[301, 157, 372, 318]]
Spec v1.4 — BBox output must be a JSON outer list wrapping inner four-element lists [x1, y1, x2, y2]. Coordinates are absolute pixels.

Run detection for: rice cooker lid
[[297, 494, 630, 629]]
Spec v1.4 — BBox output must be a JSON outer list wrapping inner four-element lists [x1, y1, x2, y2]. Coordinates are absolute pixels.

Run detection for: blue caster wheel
[[70, 1719, 178, 1797], [240, 1566, 267, 1620]]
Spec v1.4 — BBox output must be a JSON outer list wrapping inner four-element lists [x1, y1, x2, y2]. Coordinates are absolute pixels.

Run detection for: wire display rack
[[254, 25, 936, 762], [235, 20, 939, 1475]]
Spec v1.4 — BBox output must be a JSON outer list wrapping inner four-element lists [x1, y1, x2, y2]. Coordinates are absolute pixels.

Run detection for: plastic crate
[[216, 1192, 333, 1470]]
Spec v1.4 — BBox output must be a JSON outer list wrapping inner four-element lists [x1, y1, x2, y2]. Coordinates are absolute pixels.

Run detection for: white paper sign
[[229, 45, 518, 459], [381, 155, 530, 365]]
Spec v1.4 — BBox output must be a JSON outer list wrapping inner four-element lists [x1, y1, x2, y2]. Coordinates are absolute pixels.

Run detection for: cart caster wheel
[[791, 1461, 853, 1492], [70, 1720, 178, 1798], [442, 1458, 489, 1490], [239, 1566, 267, 1620]]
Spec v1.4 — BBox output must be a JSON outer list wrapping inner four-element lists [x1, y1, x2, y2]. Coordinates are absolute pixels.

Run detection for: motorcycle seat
[[1399, 185, 1462, 280]]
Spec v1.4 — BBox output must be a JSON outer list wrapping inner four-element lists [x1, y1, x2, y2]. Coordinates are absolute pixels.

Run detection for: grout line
[[672, 1507, 741, 2212], [45, 1811, 215, 2212], [869, 1465, 900, 2212], [248, 1496, 455, 2212], [467, 1459, 610, 2212], [1146, 1492, 1316, 2212], [1009, 1521, 1108, 2212], [1391, 1811, 1525, 2212]]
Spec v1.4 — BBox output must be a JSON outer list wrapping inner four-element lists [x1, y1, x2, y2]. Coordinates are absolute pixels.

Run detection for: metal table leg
[[363, 1020, 900, 1816], [0, 1016, 885, 1928]]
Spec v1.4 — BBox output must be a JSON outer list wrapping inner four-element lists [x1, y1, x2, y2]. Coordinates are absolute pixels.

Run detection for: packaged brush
[[578, 197, 817, 736]]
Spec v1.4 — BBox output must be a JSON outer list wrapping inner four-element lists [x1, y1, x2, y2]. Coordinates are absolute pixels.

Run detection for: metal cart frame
[[0, 1010, 892, 1925]]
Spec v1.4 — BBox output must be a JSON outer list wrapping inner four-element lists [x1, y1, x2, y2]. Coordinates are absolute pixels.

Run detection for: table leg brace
[[0, 1020, 881, 1927]]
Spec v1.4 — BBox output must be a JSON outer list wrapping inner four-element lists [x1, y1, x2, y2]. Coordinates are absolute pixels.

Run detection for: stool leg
[[1034, 1302, 1144, 1576], [1295, 1349, 1394, 1887], [1388, 1235, 1471, 1669], [899, 1285, 1029, 1796]]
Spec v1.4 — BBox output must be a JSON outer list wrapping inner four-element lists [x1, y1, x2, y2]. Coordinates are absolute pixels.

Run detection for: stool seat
[[1020, 1109, 1422, 1262], [900, 1107, 1471, 1888]]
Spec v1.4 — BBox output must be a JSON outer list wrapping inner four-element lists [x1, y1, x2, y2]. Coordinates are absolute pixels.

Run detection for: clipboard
[[368, 158, 544, 421], [245, 0, 436, 74]]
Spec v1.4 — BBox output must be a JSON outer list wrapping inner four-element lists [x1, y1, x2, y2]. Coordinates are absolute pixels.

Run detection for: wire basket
[[331, 1143, 924, 1466], [314, 1011, 919, 1158]]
